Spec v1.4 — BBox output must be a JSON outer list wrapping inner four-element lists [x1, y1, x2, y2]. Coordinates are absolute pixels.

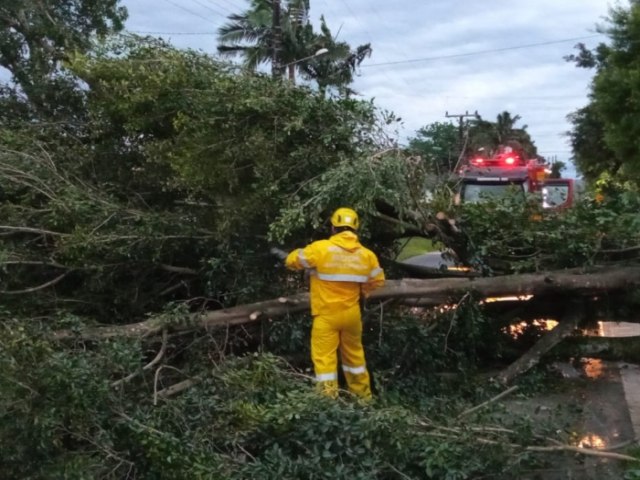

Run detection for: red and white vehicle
[[457, 147, 574, 209], [393, 147, 574, 277]]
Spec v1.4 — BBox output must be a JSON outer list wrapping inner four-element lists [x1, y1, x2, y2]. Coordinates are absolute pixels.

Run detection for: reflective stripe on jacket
[[285, 231, 385, 315]]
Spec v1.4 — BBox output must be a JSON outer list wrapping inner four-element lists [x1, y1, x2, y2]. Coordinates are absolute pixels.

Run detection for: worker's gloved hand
[[270, 247, 288, 261]]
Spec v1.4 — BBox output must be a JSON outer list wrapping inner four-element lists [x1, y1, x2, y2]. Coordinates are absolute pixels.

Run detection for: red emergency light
[[468, 153, 522, 168]]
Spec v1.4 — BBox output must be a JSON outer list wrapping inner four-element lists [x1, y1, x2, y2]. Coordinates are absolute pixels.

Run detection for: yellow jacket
[[285, 231, 385, 315]]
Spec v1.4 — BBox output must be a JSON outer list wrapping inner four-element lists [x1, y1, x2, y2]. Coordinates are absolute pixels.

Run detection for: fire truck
[[392, 147, 574, 277], [457, 146, 574, 209]]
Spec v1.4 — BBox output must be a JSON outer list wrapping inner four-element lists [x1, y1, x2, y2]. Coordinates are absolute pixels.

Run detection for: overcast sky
[[122, 0, 613, 177]]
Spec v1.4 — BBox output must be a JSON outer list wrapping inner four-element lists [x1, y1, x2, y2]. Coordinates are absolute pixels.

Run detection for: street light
[[284, 48, 329, 67]]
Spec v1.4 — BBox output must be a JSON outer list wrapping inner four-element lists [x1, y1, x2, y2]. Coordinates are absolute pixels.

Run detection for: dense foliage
[[567, 0, 640, 185], [456, 190, 640, 273], [407, 122, 460, 176], [0, 0, 127, 119], [0, 35, 408, 323], [1, 304, 556, 480]]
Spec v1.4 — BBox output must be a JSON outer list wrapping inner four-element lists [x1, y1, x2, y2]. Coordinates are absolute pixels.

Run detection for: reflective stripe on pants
[[311, 305, 372, 399]]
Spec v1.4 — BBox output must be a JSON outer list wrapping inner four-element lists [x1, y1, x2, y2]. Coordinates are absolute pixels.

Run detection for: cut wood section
[[52, 266, 640, 340]]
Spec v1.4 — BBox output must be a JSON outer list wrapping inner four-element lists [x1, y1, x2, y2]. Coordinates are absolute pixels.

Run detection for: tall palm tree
[[217, 0, 275, 72], [298, 16, 372, 96], [217, 1, 371, 92], [494, 111, 523, 144], [217, 0, 312, 82], [468, 111, 536, 158]]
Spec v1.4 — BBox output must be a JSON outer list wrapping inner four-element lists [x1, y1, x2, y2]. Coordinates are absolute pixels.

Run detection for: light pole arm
[[283, 48, 329, 68]]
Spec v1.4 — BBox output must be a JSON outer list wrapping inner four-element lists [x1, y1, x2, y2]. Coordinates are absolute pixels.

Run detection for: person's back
[[284, 208, 384, 399], [293, 229, 383, 316]]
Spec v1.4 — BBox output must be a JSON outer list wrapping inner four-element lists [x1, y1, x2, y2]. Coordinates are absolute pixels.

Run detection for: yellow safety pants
[[311, 304, 372, 400]]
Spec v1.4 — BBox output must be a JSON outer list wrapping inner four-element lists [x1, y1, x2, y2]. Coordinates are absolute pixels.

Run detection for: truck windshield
[[461, 182, 525, 204], [542, 184, 569, 208]]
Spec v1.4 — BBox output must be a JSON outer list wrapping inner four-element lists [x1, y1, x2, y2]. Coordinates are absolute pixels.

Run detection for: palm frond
[[217, 44, 250, 57]]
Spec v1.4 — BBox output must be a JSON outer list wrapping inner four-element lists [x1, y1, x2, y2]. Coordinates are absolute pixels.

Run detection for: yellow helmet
[[331, 207, 359, 230]]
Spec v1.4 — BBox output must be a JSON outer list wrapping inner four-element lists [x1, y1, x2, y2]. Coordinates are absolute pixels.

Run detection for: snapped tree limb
[[496, 301, 584, 384]]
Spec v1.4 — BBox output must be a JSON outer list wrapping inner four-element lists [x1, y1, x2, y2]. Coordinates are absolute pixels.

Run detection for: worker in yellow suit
[[282, 207, 385, 400]]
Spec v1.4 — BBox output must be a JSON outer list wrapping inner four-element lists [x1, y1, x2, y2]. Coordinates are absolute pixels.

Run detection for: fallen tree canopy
[[7, 11, 640, 478], [53, 265, 640, 340]]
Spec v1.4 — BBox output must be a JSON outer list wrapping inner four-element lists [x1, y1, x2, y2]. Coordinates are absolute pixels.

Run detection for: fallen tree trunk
[[496, 302, 583, 384], [53, 266, 640, 340]]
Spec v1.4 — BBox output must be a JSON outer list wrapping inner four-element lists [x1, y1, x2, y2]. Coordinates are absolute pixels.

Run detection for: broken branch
[[1, 271, 70, 294], [111, 330, 168, 388], [456, 386, 519, 420], [496, 301, 584, 384]]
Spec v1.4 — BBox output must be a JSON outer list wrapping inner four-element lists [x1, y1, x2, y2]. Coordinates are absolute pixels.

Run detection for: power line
[[131, 31, 218, 35], [187, 0, 230, 16], [200, 0, 235, 14], [337, 0, 358, 20], [336, 0, 414, 92], [209, 0, 241, 11], [159, 0, 218, 24], [443, 95, 587, 100], [361, 34, 603, 68]]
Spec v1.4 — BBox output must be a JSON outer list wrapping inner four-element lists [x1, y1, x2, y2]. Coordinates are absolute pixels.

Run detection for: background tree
[[0, 0, 127, 118], [566, 2, 640, 185], [298, 16, 372, 96], [495, 111, 522, 143], [409, 112, 538, 174], [217, 0, 306, 78], [566, 104, 618, 182], [468, 111, 537, 158], [549, 160, 567, 178], [407, 121, 459, 175], [217, 0, 371, 91], [465, 116, 495, 154]]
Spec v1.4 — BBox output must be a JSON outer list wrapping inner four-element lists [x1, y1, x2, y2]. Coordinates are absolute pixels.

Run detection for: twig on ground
[[153, 365, 189, 405], [422, 430, 639, 462], [456, 385, 519, 420], [155, 376, 202, 401]]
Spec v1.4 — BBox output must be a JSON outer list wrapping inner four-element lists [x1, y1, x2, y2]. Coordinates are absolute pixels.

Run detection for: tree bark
[[53, 266, 640, 340]]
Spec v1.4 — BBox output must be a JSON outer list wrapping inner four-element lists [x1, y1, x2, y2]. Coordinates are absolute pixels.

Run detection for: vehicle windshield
[[461, 182, 525, 203], [542, 184, 570, 208]]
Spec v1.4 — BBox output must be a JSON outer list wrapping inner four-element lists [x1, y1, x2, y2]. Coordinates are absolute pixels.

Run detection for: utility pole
[[446, 110, 479, 168], [271, 0, 283, 78], [445, 110, 478, 144]]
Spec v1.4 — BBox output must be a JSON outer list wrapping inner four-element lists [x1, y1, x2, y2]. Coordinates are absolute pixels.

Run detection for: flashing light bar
[[475, 177, 515, 181], [469, 155, 521, 167]]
